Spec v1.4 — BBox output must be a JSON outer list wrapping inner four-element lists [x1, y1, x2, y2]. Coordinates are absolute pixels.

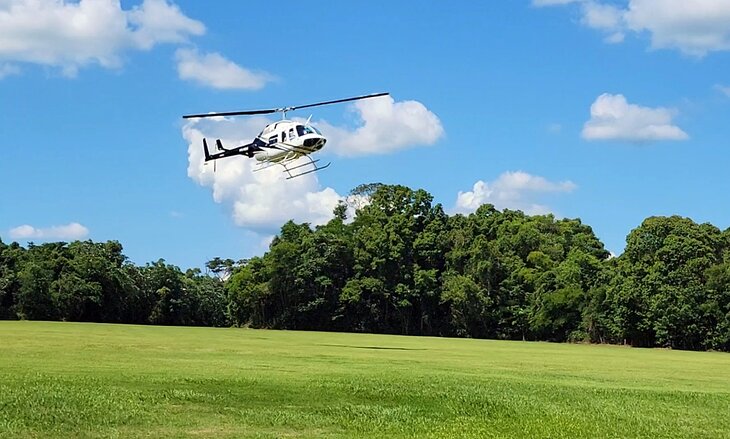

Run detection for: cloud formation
[[624, 0, 730, 56], [176, 48, 272, 90], [534, 0, 730, 56], [715, 84, 730, 97], [0, 0, 204, 76], [314, 95, 444, 156], [582, 93, 688, 141], [9, 222, 89, 240], [533, 0, 581, 5], [581, 1, 625, 43], [0, 63, 19, 78], [454, 171, 577, 215]]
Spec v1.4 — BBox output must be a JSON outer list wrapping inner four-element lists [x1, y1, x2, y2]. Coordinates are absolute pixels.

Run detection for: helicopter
[[182, 92, 390, 179]]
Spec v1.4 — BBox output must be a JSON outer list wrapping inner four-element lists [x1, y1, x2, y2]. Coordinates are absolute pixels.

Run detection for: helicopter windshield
[[296, 125, 321, 136]]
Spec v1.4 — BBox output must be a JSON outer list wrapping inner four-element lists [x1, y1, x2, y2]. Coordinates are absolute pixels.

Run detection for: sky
[[1, 0, 729, 269]]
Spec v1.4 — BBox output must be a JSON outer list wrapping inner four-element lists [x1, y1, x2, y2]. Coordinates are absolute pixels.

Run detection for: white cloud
[[537, 0, 730, 56], [582, 93, 689, 141], [9, 222, 89, 240], [313, 95, 444, 156], [176, 48, 272, 90], [624, 0, 730, 56], [183, 118, 341, 230], [533, 0, 582, 5], [127, 0, 204, 49], [581, 1, 625, 43], [0, 0, 204, 76], [259, 234, 275, 250], [0, 63, 19, 78], [454, 171, 577, 215], [715, 84, 730, 97]]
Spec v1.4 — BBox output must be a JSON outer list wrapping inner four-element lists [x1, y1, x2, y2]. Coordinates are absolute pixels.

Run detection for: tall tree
[[609, 216, 723, 349]]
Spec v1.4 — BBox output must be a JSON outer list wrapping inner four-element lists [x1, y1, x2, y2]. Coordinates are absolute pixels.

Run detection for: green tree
[[345, 185, 445, 334], [15, 243, 68, 320], [0, 239, 25, 319], [143, 260, 194, 325], [610, 216, 723, 349], [226, 256, 271, 327]]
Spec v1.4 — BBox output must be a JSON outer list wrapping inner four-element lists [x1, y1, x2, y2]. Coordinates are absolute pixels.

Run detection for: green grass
[[1, 322, 729, 438]]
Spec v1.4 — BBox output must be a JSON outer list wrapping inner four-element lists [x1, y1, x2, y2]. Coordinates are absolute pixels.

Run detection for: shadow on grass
[[317, 344, 427, 351]]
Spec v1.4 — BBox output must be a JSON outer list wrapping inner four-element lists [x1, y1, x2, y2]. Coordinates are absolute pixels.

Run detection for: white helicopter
[[183, 92, 389, 179]]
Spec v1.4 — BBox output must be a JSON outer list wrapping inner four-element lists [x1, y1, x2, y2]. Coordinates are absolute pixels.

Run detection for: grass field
[[1, 322, 729, 438]]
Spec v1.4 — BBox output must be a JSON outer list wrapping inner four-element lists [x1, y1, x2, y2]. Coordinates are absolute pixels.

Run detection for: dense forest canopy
[[2, 184, 729, 351]]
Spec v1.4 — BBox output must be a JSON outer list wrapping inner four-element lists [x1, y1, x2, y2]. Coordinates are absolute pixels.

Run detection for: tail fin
[[203, 138, 211, 161], [216, 139, 227, 151]]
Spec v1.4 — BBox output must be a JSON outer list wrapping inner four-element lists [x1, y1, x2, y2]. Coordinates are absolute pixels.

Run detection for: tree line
[[2, 184, 729, 351]]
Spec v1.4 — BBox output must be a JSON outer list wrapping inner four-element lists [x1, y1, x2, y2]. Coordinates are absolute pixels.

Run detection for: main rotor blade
[[290, 92, 389, 111], [182, 92, 390, 119], [182, 108, 277, 119]]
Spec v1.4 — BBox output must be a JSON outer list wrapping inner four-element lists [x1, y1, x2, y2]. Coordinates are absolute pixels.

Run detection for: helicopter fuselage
[[253, 120, 326, 163]]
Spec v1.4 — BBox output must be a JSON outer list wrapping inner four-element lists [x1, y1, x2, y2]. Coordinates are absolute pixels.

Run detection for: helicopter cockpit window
[[296, 125, 318, 136], [268, 135, 278, 145]]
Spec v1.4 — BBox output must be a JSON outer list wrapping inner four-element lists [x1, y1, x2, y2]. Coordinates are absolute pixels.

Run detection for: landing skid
[[253, 154, 330, 180], [283, 156, 331, 180]]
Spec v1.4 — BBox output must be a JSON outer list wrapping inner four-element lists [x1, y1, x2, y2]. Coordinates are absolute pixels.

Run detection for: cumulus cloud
[[715, 84, 730, 97], [0, 0, 204, 76], [536, 0, 730, 56], [176, 48, 272, 90], [582, 93, 688, 141], [183, 118, 341, 230], [532, 0, 582, 5], [9, 222, 89, 240], [454, 171, 577, 215], [581, 1, 625, 43], [624, 0, 730, 56], [127, 0, 204, 49], [314, 95, 444, 156], [0, 63, 19, 78]]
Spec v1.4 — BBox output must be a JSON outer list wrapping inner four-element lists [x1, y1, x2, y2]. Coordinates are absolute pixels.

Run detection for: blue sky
[[1, 0, 729, 269]]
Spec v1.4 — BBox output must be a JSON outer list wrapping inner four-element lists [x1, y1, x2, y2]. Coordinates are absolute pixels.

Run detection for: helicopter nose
[[303, 137, 326, 150]]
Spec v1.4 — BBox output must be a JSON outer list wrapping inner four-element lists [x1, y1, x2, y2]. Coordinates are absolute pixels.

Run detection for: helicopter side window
[[281, 131, 287, 142], [268, 135, 278, 145], [289, 128, 296, 139]]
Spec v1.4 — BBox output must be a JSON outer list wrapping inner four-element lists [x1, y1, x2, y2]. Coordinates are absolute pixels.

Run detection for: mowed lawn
[[1, 322, 729, 438]]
